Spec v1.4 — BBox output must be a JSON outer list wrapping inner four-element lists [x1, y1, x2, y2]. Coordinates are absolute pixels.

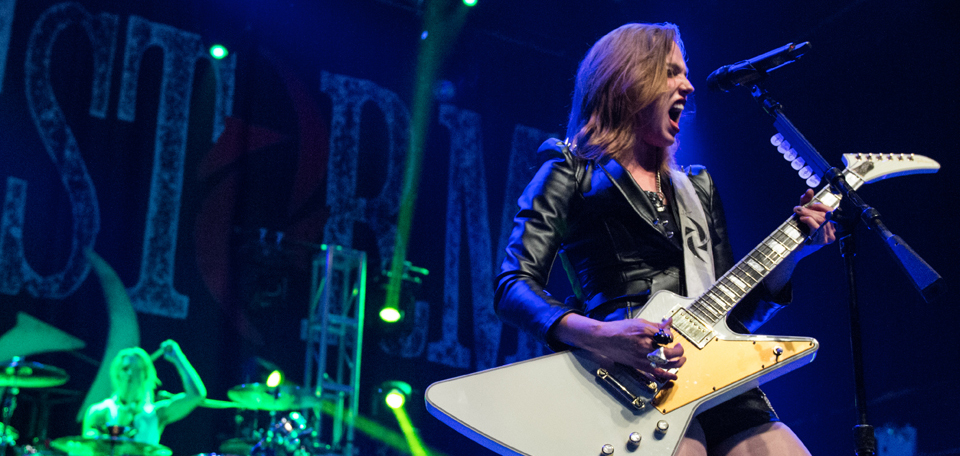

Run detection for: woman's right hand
[[554, 313, 685, 381]]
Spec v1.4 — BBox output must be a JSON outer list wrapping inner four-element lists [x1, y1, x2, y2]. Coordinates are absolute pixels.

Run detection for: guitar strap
[[670, 168, 715, 297]]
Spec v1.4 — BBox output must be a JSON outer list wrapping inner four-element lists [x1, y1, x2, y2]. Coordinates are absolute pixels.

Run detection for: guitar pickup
[[670, 308, 715, 349]]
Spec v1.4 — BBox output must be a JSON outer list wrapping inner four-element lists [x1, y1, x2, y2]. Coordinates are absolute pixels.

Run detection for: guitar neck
[[686, 186, 842, 326]]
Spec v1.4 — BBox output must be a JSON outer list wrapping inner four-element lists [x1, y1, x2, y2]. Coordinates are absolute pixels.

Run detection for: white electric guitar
[[426, 153, 939, 456]]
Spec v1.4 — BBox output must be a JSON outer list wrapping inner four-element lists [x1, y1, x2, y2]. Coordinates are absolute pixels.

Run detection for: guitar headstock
[[841, 153, 940, 187], [770, 133, 941, 190]]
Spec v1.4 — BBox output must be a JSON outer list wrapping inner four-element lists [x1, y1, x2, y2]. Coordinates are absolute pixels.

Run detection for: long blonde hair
[[110, 347, 161, 403], [566, 23, 685, 172]]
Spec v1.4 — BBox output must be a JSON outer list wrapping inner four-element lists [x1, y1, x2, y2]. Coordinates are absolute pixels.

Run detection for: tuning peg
[[770, 133, 785, 146], [777, 140, 792, 154]]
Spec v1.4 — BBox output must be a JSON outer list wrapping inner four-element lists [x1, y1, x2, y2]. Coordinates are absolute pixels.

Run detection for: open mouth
[[668, 101, 685, 123]]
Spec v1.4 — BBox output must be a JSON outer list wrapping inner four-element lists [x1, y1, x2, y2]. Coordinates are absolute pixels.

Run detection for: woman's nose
[[680, 75, 695, 95]]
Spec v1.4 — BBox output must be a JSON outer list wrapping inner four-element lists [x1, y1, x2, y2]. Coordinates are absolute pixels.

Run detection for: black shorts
[[695, 387, 780, 448]]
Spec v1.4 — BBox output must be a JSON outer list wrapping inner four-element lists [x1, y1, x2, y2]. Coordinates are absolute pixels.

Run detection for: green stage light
[[379, 262, 428, 324], [266, 370, 283, 388], [385, 389, 406, 409], [379, 306, 403, 323], [379, 380, 412, 410], [209, 44, 228, 60], [463, 0, 477, 6]]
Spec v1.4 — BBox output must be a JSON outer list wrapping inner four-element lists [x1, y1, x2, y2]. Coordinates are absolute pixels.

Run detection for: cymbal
[[51, 436, 172, 456], [227, 383, 319, 411], [0, 358, 68, 388]]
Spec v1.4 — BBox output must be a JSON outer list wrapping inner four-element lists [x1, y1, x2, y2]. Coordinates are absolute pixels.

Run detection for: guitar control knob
[[628, 432, 642, 445], [773, 347, 784, 356], [656, 420, 669, 434], [600, 443, 615, 454]]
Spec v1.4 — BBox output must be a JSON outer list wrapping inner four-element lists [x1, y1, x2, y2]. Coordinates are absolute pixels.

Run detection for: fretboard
[[686, 186, 841, 326]]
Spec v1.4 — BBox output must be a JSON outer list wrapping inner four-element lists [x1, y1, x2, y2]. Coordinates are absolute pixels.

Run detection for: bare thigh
[[676, 419, 708, 456], [709, 422, 811, 456]]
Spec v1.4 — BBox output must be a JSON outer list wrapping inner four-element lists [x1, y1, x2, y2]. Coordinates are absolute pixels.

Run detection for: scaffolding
[[301, 244, 366, 455]]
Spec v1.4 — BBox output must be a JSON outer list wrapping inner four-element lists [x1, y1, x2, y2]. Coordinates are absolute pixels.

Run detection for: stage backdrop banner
[[0, 0, 572, 453]]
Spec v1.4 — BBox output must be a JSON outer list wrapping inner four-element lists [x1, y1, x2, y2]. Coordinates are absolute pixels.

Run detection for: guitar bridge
[[670, 308, 714, 349], [595, 368, 646, 410]]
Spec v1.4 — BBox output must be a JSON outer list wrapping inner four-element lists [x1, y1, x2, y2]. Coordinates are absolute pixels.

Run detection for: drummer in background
[[82, 340, 206, 444]]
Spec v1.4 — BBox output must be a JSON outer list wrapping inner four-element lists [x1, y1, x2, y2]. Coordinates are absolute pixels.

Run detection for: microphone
[[706, 42, 811, 92]]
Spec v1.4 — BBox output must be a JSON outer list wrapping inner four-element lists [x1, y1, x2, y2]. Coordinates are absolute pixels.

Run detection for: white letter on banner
[[117, 15, 235, 318], [319, 71, 407, 268], [426, 104, 501, 370], [2, 3, 118, 297]]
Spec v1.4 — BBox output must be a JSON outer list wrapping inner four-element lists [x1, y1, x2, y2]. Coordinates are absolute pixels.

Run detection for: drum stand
[[0, 386, 17, 456]]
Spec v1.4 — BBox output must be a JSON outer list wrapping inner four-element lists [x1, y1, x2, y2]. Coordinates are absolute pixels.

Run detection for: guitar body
[[425, 290, 818, 456]]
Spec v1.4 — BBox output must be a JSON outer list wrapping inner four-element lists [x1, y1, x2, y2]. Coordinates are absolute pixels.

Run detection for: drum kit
[[1, 359, 327, 456], [220, 383, 326, 456]]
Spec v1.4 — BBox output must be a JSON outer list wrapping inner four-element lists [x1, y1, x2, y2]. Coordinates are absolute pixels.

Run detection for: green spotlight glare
[[379, 306, 403, 323], [209, 44, 228, 60], [385, 389, 406, 409], [266, 370, 283, 388], [463, 0, 477, 6]]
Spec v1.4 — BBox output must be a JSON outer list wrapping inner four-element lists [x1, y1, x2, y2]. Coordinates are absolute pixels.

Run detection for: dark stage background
[[1, 0, 958, 455]]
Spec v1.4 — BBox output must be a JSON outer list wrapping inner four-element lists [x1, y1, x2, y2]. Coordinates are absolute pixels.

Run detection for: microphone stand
[[748, 83, 945, 456]]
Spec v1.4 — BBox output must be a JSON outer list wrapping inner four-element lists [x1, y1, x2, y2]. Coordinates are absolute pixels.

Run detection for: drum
[[250, 412, 314, 456]]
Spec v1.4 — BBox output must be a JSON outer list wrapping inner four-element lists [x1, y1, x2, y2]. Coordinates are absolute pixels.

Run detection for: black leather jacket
[[494, 139, 789, 351]]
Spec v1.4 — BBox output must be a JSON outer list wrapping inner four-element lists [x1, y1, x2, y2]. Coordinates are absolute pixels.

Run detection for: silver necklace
[[647, 171, 674, 238], [652, 171, 666, 213]]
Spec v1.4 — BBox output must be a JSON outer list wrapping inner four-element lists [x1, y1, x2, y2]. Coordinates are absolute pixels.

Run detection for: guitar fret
[[735, 265, 760, 284], [695, 296, 722, 317], [745, 257, 766, 274], [713, 289, 735, 310], [706, 290, 728, 310], [700, 292, 725, 316], [719, 280, 745, 301], [765, 238, 788, 255], [771, 232, 792, 247], [689, 306, 714, 323], [717, 284, 738, 302], [755, 244, 779, 263], [693, 306, 719, 324], [782, 224, 804, 242], [726, 275, 748, 292], [774, 230, 802, 250]]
